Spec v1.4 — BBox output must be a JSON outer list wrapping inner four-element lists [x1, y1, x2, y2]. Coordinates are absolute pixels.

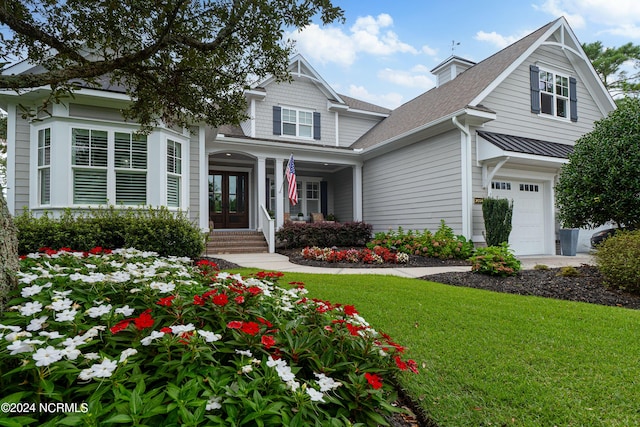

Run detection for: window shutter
[[569, 77, 578, 122], [320, 181, 328, 215], [530, 65, 540, 114], [313, 112, 321, 140], [273, 106, 282, 135]]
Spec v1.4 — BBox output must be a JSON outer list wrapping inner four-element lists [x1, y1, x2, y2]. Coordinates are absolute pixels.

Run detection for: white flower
[[7, 340, 35, 355], [52, 290, 72, 297], [32, 346, 63, 367], [149, 281, 175, 293], [86, 304, 112, 318], [0, 324, 22, 333], [205, 397, 222, 411], [197, 330, 222, 343], [55, 309, 78, 322], [4, 331, 32, 342], [39, 331, 64, 340], [129, 288, 142, 294], [267, 356, 296, 382], [83, 352, 100, 360], [170, 324, 195, 334], [78, 368, 94, 381], [49, 298, 73, 312], [306, 388, 325, 402], [314, 373, 342, 392], [235, 349, 253, 358], [140, 330, 165, 346], [19, 301, 43, 316], [21, 284, 44, 298], [241, 365, 253, 374], [286, 380, 300, 392], [115, 305, 135, 316], [89, 358, 118, 378], [27, 316, 48, 331], [59, 347, 81, 360], [119, 348, 138, 363], [18, 273, 39, 284]]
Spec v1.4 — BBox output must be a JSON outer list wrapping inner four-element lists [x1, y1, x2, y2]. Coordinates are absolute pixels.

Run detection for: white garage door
[[491, 180, 545, 255]]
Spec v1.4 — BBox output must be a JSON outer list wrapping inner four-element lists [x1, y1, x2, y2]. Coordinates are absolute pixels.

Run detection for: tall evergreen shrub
[[482, 198, 513, 246]]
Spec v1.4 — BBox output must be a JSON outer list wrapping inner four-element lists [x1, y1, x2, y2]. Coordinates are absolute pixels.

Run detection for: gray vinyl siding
[[362, 130, 463, 234], [481, 45, 604, 143], [69, 104, 125, 122], [188, 128, 200, 223], [338, 115, 381, 147], [254, 79, 335, 145], [13, 114, 30, 212], [329, 167, 353, 221]]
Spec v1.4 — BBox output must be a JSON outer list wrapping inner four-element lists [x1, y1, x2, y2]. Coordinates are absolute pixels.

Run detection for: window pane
[[116, 171, 147, 205], [39, 168, 50, 204], [283, 123, 296, 136], [556, 98, 567, 118], [72, 129, 90, 165], [167, 176, 180, 207], [74, 169, 107, 204], [91, 131, 108, 167], [299, 124, 312, 138], [38, 129, 51, 166], [540, 93, 553, 115], [299, 111, 313, 125]]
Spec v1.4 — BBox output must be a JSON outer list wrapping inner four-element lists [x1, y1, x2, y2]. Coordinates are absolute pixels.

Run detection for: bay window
[[72, 129, 108, 204], [115, 132, 148, 205], [167, 140, 182, 207]]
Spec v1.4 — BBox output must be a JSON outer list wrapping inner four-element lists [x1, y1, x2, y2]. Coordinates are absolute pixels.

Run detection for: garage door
[[490, 180, 545, 255]]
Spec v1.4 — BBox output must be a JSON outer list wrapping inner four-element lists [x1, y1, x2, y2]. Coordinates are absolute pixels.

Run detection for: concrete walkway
[[211, 252, 595, 279]]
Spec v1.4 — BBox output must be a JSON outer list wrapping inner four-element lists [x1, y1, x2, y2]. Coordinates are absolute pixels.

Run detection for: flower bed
[[301, 246, 409, 264], [0, 247, 416, 426]]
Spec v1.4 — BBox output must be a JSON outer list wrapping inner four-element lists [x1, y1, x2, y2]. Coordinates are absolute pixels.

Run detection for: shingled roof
[[477, 130, 574, 158], [350, 19, 560, 150]]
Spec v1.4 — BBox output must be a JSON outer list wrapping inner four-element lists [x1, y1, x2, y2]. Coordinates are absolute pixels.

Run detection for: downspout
[[452, 116, 472, 240]]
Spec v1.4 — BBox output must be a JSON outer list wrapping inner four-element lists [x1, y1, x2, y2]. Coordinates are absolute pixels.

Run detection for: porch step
[[205, 231, 269, 255]]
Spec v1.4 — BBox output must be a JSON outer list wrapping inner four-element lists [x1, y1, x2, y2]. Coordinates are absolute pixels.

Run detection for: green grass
[[231, 268, 640, 426]]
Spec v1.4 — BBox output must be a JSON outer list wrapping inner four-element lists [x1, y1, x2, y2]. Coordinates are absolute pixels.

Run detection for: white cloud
[[288, 13, 419, 66], [347, 84, 404, 109], [377, 67, 435, 90], [421, 44, 438, 56], [474, 30, 534, 49]]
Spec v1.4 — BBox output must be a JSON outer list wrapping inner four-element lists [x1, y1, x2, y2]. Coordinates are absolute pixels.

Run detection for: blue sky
[[287, 0, 640, 109]]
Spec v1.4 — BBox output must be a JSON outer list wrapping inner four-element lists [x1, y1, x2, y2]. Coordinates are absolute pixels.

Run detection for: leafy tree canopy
[[0, 0, 343, 130], [582, 41, 640, 98], [556, 97, 640, 229]]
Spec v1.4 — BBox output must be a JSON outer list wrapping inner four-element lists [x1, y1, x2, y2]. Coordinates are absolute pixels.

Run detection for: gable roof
[[351, 19, 559, 150], [477, 130, 573, 158]]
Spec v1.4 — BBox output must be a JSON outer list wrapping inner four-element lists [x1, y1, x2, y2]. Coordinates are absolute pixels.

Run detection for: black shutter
[[273, 106, 281, 135], [569, 77, 578, 122], [530, 65, 540, 114], [320, 181, 328, 215], [313, 112, 321, 140]]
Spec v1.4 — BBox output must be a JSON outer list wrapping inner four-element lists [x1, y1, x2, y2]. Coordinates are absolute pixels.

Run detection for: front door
[[209, 172, 249, 229]]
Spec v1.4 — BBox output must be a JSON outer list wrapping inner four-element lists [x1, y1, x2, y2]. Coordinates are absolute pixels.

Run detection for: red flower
[[394, 356, 408, 371], [246, 286, 262, 296], [227, 321, 242, 329], [365, 372, 383, 389], [343, 305, 358, 316], [212, 293, 229, 306], [179, 331, 194, 345], [346, 323, 366, 336], [256, 317, 273, 327], [134, 310, 154, 330], [89, 246, 104, 255], [240, 321, 260, 336], [161, 327, 173, 334], [407, 359, 419, 374], [193, 295, 205, 306], [261, 335, 276, 349], [203, 290, 217, 299], [157, 296, 176, 307], [110, 319, 131, 334], [234, 295, 245, 304]]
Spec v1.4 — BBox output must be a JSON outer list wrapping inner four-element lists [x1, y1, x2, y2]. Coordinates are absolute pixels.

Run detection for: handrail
[[259, 204, 275, 253]]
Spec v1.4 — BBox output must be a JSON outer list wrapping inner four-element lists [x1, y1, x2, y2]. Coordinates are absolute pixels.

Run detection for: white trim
[[6, 104, 15, 214], [352, 164, 363, 221], [199, 126, 208, 231]]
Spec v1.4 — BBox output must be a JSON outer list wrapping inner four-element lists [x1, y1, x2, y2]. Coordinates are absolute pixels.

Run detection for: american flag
[[286, 154, 298, 206]]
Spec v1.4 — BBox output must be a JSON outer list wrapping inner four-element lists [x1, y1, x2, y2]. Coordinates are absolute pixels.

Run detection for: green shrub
[[469, 243, 521, 276], [534, 264, 550, 270], [594, 230, 640, 292], [14, 207, 204, 259], [367, 220, 474, 260], [276, 221, 372, 248], [482, 198, 513, 246], [556, 266, 580, 277]]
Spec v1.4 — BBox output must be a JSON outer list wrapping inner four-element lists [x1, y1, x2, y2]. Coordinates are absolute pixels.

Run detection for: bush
[[482, 198, 513, 246], [0, 248, 417, 425], [469, 243, 521, 276], [276, 221, 372, 248], [301, 246, 409, 264], [367, 220, 474, 260], [14, 207, 205, 259], [594, 230, 640, 292]]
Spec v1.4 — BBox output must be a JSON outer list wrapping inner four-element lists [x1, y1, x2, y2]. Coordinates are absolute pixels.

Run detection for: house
[[1, 17, 615, 255]]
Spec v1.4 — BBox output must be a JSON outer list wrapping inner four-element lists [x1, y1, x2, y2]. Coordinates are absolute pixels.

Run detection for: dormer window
[[530, 65, 577, 122]]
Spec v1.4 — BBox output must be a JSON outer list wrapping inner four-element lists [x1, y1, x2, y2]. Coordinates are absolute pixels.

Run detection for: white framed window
[[167, 139, 182, 207], [539, 69, 569, 119], [286, 178, 321, 217], [282, 108, 313, 138], [37, 128, 51, 205], [306, 181, 320, 213], [72, 128, 108, 204], [115, 132, 147, 205], [491, 181, 511, 190]]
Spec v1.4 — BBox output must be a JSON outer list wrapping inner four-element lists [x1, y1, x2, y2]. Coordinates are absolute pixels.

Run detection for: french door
[[209, 172, 249, 229]]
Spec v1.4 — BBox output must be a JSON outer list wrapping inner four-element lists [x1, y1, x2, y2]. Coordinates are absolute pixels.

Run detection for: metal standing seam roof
[[477, 130, 574, 158]]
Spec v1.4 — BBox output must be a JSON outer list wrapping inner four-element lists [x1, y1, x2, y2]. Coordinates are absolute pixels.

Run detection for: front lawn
[[245, 269, 640, 427]]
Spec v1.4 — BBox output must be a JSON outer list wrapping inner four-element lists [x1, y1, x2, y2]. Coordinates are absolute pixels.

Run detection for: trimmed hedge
[[14, 206, 205, 259], [275, 221, 373, 248], [595, 230, 640, 293]]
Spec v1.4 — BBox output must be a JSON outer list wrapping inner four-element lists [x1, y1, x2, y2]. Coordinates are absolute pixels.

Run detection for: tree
[[582, 41, 640, 98], [482, 198, 513, 246], [0, 0, 343, 310], [556, 97, 640, 229]]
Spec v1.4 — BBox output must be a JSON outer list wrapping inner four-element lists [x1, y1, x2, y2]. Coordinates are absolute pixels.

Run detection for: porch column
[[352, 164, 363, 221], [257, 156, 266, 231], [275, 156, 286, 229], [199, 127, 209, 231]]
